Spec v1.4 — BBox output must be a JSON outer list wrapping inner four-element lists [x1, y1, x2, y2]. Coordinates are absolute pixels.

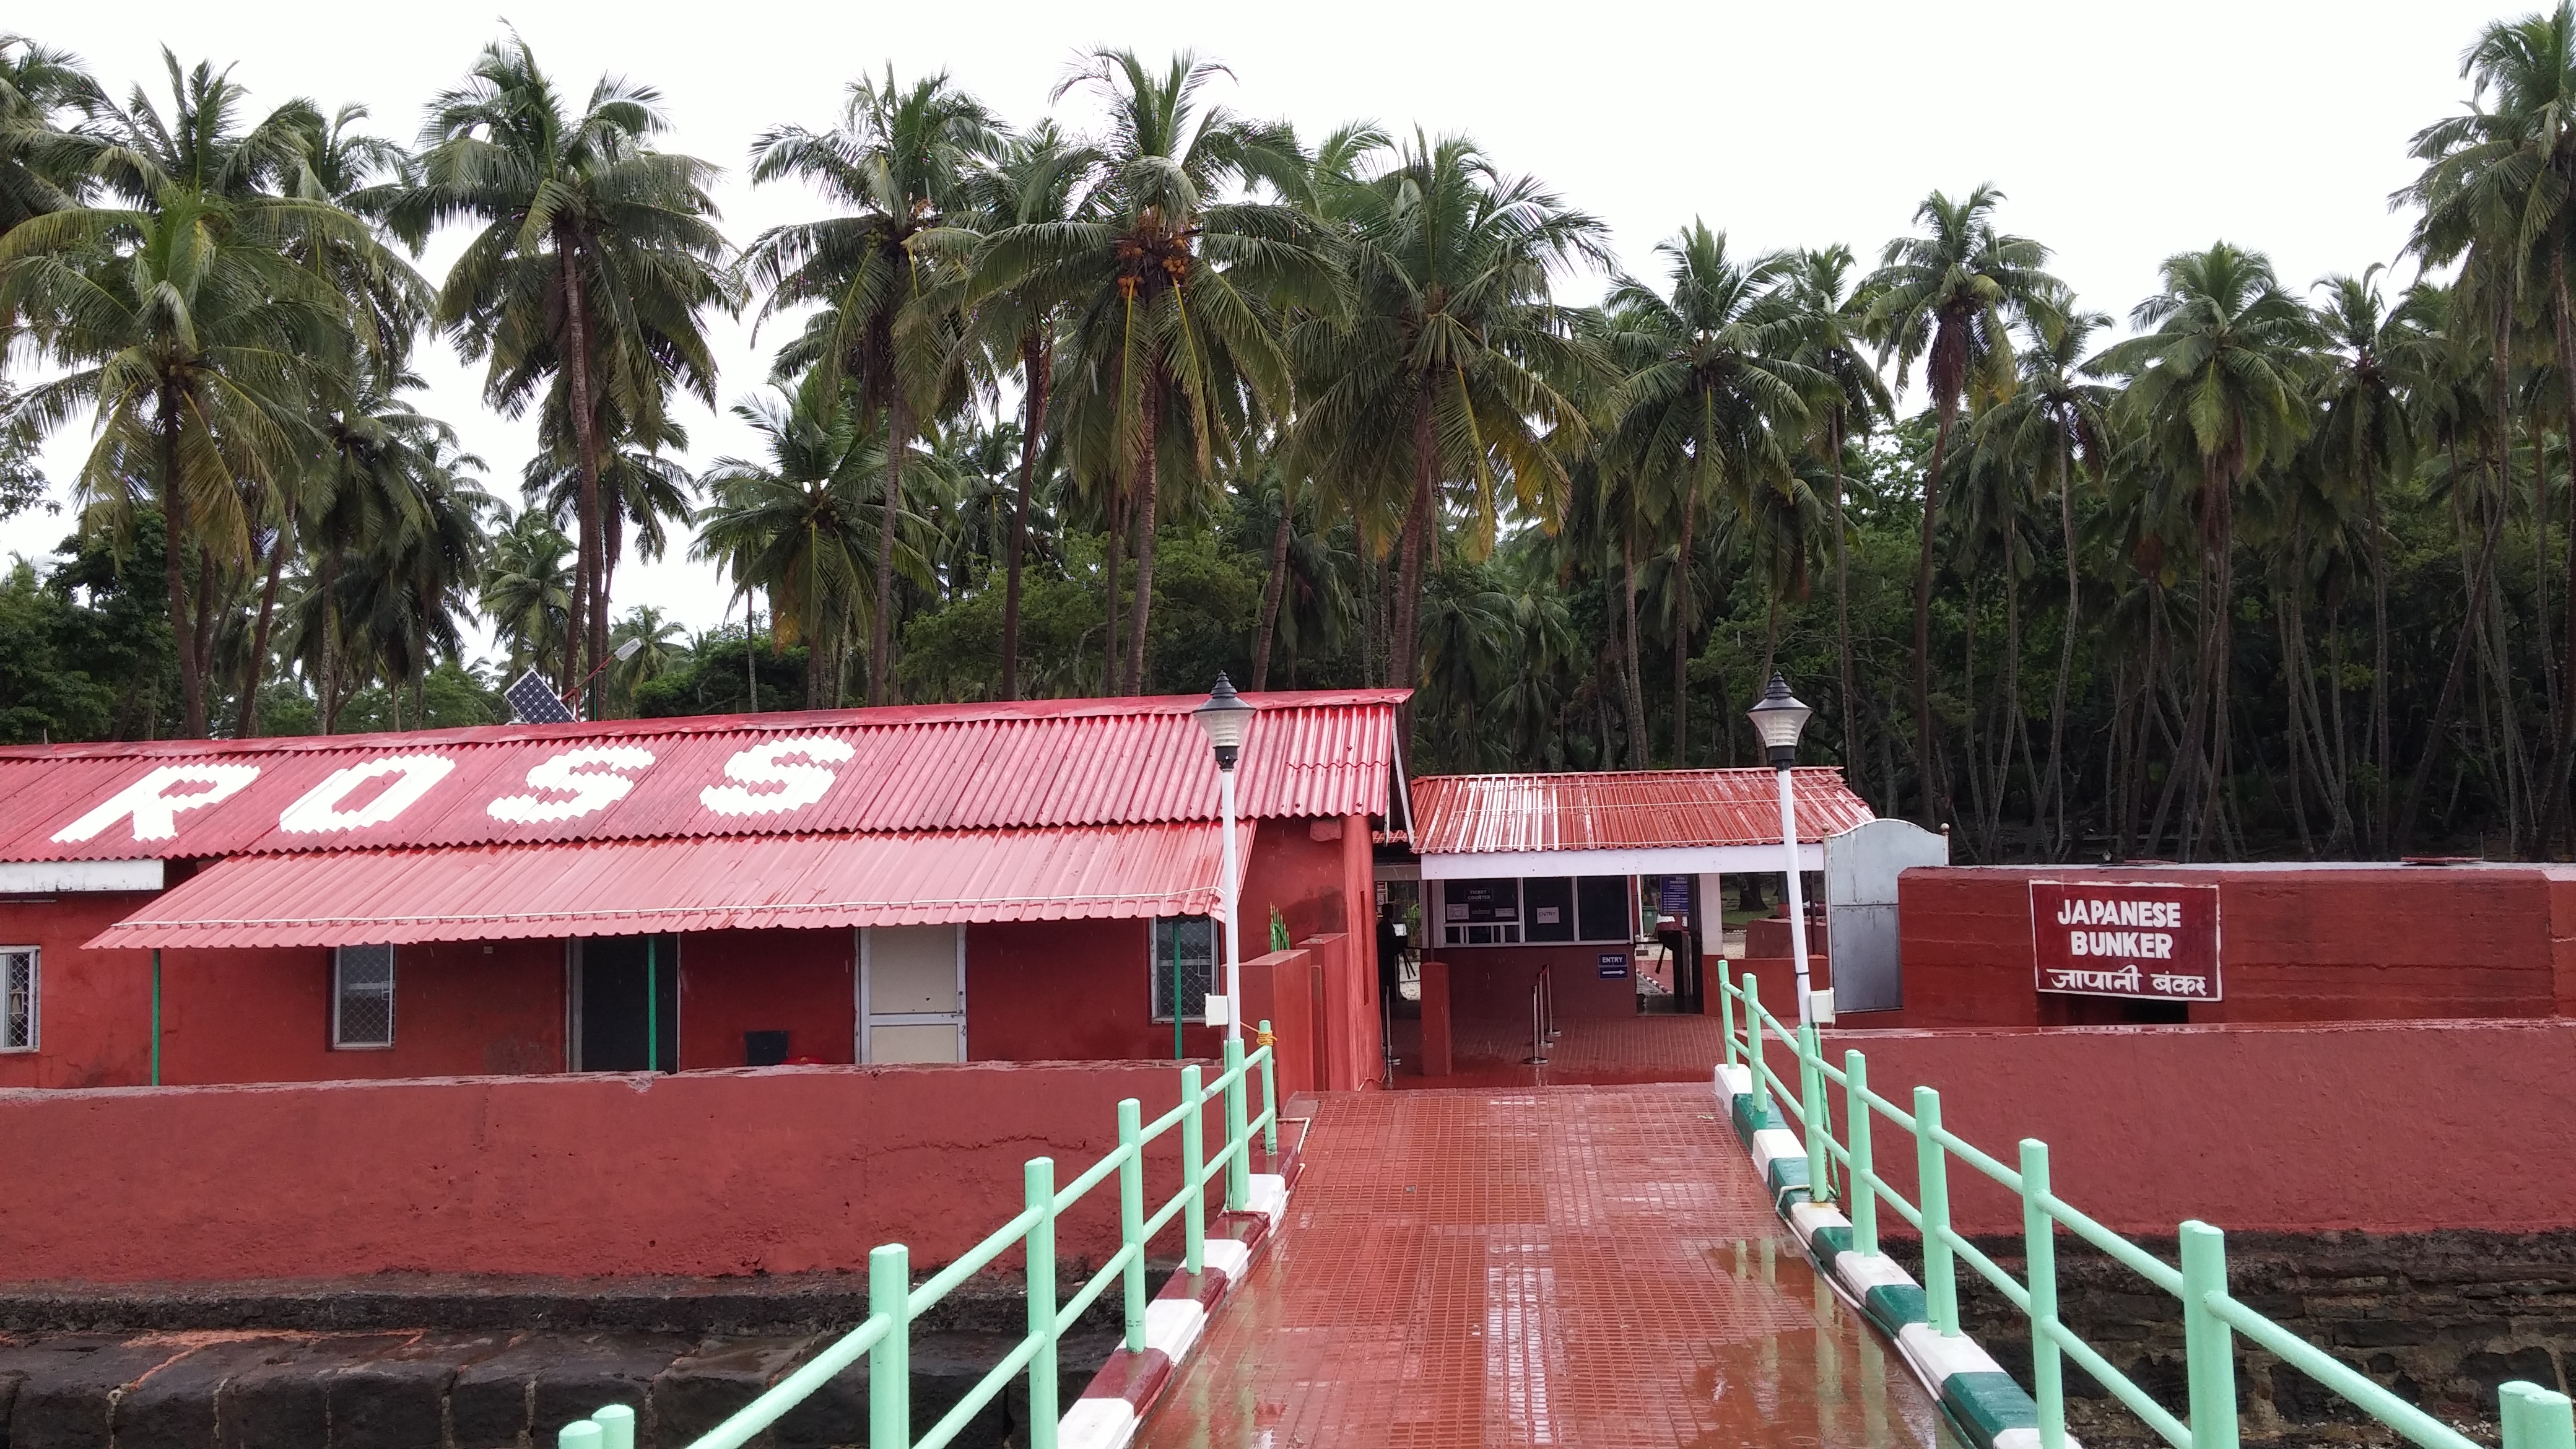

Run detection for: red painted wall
[[1784, 1020, 2576, 1237], [1238, 947, 1318, 1100], [1897, 865, 2575, 1029], [967, 918, 1229, 1063], [1437, 944, 1640, 1020], [0, 1061, 1202, 1283], [681, 929, 855, 1068], [0, 895, 568, 1087]]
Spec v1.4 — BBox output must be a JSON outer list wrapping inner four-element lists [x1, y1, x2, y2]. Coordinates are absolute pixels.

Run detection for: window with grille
[[1148, 916, 1216, 1023], [1, 948, 33, 1051], [333, 944, 396, 1049]]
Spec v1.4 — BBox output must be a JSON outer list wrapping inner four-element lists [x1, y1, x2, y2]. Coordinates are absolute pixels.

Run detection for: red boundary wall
[[1802, 1019, 2576, 1237], [0, 1061, 1203, 1284]]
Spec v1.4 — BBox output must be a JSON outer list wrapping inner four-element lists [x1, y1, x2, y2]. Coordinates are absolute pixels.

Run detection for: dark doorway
[[578, 934, 680, 1072]]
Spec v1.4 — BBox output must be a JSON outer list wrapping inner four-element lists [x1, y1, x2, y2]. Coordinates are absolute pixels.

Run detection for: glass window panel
[[334, 944, 396, 1048], [1575, 876, 1633, 942], [1, 949, 33, 1051], [1523, 878, 1576, 942], [1150, 916, 1216, 1022]]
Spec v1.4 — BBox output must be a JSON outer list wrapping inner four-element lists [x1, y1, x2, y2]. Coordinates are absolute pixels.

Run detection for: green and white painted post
[[868, 1243, 910, 1449], [2502, 1380, 2576, 1449], [1744, 973, 1770, 1126], [1718, 960, 1738, 1069], [590, 1405, 634, 1449], [1257, 1019, 1277, 1156], [1915, 1086, 1957, 1336], [1118, 1098, 1147, 1352], [1025, 1158, 1059, 1449], [2021, 1139, 2065, 1449], [1797, 1022, 1830, 1205], [1222, 1037, 1250, 1212], [1844, 1050, 1876, 1256], [1179, 1066, 1206, 1274], [2180, 1221, 2239, 1449]]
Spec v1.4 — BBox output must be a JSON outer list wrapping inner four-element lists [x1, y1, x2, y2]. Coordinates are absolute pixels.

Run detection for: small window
[[1576, 876, 1634, 943], [333, 944, 396, 1049], [1149, 916, 1216, 1022], [1, 947, 34, 1051]]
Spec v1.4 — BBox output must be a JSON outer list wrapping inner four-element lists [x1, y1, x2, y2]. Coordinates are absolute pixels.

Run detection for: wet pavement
[[1134, 1084, 1956, 1448]]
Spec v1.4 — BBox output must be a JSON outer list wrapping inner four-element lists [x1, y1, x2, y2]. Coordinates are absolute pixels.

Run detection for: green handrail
[[553, 1025, 1282, 1449], [1714, 962, 2572, 1449]]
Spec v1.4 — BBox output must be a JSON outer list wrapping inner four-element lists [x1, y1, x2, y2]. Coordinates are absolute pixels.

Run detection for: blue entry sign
[[1598, 952, 1630, 980]]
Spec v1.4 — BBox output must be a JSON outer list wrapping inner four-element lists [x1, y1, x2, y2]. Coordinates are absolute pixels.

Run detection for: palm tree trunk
[[1001, 334, 1048, 702], [2366, 461, 2391, 853], [1831, 411, 1858, 786], [2535, 259, 2576, 855], [1391, 378, 1438, 703], [1103, 488, 1125, 693], [2040, 440, 2079, 855], [1123, 370, 1162, 695], [2399, 447, 2510, 849], [1251, 486, 1293, 691], [235, 533, 288, 739], [871, 394, 909, 706], [1621, 528, 1648, 768], [559, 242, 606, 708], [159, 393, 205, 738], [1913, 398, 1958, 827], [319, 551, 343, 736], [1670, 485, 1697, 767], [189, 544, 222, 731]]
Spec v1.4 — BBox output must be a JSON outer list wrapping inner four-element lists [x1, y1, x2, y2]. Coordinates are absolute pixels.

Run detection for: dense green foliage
[[12, 19, 2576, 864]]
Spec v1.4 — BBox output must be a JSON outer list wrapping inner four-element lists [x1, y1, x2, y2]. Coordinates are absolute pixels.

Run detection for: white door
[[859, 925, 965, 1063]]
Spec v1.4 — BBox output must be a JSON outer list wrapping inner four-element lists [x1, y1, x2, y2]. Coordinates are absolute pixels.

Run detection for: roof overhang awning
[[87, 823, 1250, 950], [1416, 842, 1825, 880]]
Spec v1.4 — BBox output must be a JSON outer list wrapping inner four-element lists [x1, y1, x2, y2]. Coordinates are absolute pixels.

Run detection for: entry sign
[[1598, 952, 1630, 980], [2030, 882, 2221, 1002]]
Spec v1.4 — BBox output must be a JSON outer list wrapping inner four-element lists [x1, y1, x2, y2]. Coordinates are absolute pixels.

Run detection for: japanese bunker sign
[[2030, 881, 2222, 1003]]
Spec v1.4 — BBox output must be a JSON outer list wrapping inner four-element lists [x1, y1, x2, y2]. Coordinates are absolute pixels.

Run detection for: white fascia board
[[0, 859, 165, 894], [1417, 842, 1824, 880]]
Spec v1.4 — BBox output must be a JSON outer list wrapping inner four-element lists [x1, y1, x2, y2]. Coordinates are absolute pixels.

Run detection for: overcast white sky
[[4, 0, 2515, 651]]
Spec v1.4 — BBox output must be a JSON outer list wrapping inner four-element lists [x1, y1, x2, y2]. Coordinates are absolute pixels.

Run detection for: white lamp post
[[1747, 673, 1819, 1026], [1192, 674, 1256, 1041]]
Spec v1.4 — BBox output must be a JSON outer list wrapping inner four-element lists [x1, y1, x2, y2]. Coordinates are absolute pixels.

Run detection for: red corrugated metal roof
[[0, 691, 1402, 863], [1408, 768, 1876, 855], [87, 821, 1249, 949]]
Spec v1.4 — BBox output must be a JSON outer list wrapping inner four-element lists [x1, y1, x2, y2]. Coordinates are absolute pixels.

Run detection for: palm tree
[[1972, 300, 2113, 853], [985, 50, 1333, 694], [1783, 245, 1892, 773], [1292, 130, 1603, 713], [0, 34, 104, 258], [1596, 223, 1819, 765], [965, 121, 1096, 700], [385, 34, 732, 701], [1, 53, 417, 736], [1865, 185, 2060, 824], [481, 510, 574, 682], [607, 604, 685, 714], [2094, 243, 2321, 857], [742, 67, 996, 705], [695, 380, 946, 707]]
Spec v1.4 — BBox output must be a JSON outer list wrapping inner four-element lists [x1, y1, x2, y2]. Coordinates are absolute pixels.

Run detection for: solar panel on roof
[[504, 671, 577, 726]]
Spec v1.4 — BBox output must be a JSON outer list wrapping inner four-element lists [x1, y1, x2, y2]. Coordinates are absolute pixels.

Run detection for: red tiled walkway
[[1136, 1085, 1956, 1448]]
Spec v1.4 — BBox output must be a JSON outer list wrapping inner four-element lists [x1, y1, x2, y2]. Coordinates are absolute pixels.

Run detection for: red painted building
[[0, 691, 1399, 1088]]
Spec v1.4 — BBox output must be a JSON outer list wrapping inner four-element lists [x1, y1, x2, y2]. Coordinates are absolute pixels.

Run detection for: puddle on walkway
[[1677, 1237, 1961, 1449]]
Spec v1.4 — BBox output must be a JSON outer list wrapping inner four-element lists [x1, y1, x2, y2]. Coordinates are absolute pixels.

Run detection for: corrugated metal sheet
[[1408, 768, 1876, 855], [0, 691, 1401, 863], [88, 821, 1251, 949]]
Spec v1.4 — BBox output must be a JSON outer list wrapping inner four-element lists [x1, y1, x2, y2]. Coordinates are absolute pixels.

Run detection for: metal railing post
[[2502, 1381, 2576, 1449], [1914, 1086, 1957, 1336], [2021, 1139, 2065, 1449], [2180, 1221, 2239, 1449], [1257, 1020, 1278, 1155], [559, 1421, 603, 1449], [1118, 1099, 1147, 1352], [1744, 973, 1770, 1126], [1025, 1158, 1059, 1449], [869, 1243, 911, 1448], [1718, 959, 1738, 1068], [1845, 1050, 1876, 1256], [1797, 1022, 1831, 1206], [590, 1406, 634, 1449], [1179, 1066, 1206, 1274], [1222, 1038, 1251, 1212]]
